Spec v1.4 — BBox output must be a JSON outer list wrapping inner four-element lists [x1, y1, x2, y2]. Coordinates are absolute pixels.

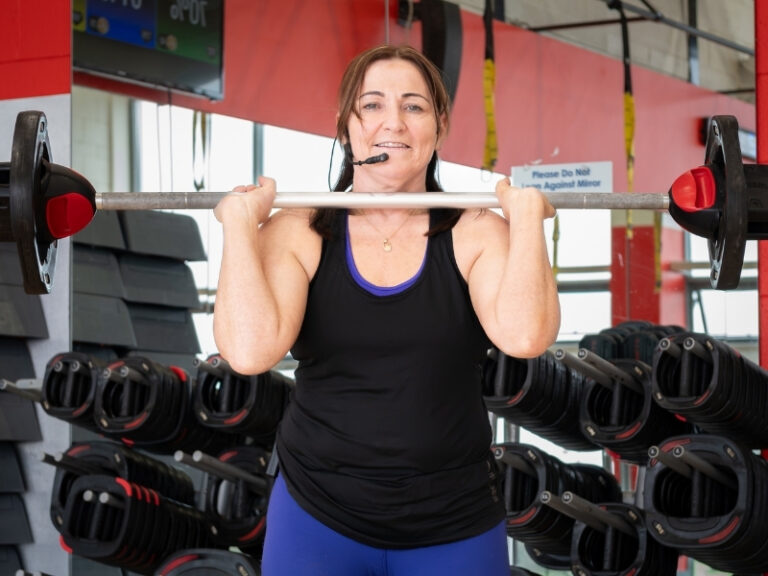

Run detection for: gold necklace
[[359, 210, 415, 252]]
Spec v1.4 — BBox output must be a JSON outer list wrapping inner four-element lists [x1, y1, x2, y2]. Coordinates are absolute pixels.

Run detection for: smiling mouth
[[376, 143, 410, 150]]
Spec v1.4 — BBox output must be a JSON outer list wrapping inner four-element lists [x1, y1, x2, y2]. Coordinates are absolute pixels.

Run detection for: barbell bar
[[3, 110, 768, 294], [94, 190, 671, 211]]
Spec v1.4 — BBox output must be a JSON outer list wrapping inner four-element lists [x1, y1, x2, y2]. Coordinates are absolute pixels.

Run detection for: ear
[[435, 113, 448, 151]]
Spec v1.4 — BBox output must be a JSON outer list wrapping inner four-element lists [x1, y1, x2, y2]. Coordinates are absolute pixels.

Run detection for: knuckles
[[214, 179, 276, 223], [494, 179, 555, 220]]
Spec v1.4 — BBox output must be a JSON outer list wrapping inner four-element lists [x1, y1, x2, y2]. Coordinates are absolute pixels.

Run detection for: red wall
[[0, 0, 71, 99], [75, 0, 754, 193], [757, 0, 768, 367]]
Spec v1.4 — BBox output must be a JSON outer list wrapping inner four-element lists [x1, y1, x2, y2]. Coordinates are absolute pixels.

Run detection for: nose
[[382, 106, 406, 131]]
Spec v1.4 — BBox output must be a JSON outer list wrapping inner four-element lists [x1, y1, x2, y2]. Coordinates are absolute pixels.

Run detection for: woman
[[214, 44, 560, 576]]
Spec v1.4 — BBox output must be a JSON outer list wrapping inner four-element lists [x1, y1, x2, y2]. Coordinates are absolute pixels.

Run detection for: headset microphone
[[352, 153, 389, 166]]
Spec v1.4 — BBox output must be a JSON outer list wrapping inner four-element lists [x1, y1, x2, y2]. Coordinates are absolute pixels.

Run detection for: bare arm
[[466, 178, 561, 358], [213, 177, 317, 374]]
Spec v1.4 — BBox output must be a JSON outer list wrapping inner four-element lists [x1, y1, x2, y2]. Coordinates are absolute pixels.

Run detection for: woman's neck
[[351, 170, 428, 194]]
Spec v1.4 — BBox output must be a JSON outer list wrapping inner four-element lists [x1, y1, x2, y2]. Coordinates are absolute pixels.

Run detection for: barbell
[[1, 110, 766, 294], [95, 190, 670, 211]]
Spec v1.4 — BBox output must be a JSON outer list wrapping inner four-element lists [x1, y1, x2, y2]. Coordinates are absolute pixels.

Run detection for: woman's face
[[346, 58, 446, 189]]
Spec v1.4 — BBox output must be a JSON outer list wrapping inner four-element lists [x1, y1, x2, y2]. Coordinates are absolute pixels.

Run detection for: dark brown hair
[[311, 44, 461, 237]]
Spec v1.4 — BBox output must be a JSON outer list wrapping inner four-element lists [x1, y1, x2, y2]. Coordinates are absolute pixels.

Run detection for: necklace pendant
[[383, 239, 392, 252]]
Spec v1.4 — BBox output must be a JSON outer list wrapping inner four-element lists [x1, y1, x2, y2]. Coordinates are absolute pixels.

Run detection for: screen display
[[73, 0, 224, 100]]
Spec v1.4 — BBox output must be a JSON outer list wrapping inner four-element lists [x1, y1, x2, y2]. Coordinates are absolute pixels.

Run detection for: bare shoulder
[[457, 208, 507, 232], [260, 208, 322, 278], [452, 209, 509, 277], [264, 207, 313, 227], [454, 208, 509, 247], [260, 208, 316, 239]]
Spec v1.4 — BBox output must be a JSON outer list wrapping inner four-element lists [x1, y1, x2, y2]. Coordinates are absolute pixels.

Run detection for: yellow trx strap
[[624, 90, 635, 242], [482, 0, 497, 172]]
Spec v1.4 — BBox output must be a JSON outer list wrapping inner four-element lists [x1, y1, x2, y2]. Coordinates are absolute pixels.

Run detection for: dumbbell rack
[[488, 321, 768, 575]]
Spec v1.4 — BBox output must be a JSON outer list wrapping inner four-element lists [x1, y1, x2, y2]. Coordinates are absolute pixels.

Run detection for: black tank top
[[277, 210, 504, 548]]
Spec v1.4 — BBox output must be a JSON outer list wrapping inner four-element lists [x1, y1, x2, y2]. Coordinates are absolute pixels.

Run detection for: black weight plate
[[203, 446, 271, 552], [571, 502, 678, 576], [156, 548, 261, 575], [643, 434, 747, 554], [705, 116, 747, 290], [9, 111, 56, 294]]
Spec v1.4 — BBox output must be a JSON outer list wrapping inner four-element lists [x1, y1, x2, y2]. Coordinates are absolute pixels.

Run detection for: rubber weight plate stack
[[193, 354, 293, 448], [571, 502, 678, 576], [94, 356, 236, 455], [154, 548, 261, 575], [578, 358, 693, 464], [201, 446, 272, 556], [493, 442, 621, 570], [652, 333, 768, 447], [643, 434, 768, 573], [49, 441, 195, 537], [483, 349, 597, 451], [41, 352, 108, 433], [579, 321, 654, 361], [620, 324, 685, 365], [59, 473, 216, 575]]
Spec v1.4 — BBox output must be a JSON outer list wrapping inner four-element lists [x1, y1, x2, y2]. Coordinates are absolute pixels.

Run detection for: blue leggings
[[262, 474, 510, 576]]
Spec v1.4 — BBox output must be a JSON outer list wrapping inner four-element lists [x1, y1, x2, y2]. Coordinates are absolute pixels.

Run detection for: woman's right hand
[[214, 176, 277, 227]]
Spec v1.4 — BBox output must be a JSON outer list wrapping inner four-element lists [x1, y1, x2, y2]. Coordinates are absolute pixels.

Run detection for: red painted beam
[[758, 1, 768, 373], [756, 2, 768, 574]]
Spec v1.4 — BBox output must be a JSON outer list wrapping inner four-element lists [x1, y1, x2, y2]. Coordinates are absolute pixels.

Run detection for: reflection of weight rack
[[494, 321, 768, 574], [0, 348, 292, 575], [557, 347, 693, 464], [644, 434, 768, 573], [175, 446, 274, 555], [493, 442, 622, 570], [484, 349, 597, 451], [44, 441, 195, 534], [155, 548, 261, 575], [653, 332, 768, 447], [59, 473, 214, 575], [39, 441, 211, 575], [554, 493, 678, 576], [2, 351, 294, 455], [193, 353, 294, 446]]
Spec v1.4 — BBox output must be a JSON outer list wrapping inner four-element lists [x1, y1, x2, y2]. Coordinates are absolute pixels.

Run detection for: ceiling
[[450, 0, 755, 103]]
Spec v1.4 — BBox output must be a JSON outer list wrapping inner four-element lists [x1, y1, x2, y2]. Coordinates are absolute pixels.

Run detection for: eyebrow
[[359, 91, 430, 101]]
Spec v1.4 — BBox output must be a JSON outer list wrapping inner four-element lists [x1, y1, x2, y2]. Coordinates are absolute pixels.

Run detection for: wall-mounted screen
[[72, 0, 224, 100]]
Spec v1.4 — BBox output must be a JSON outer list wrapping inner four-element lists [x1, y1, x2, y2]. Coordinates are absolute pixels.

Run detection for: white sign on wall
[[510, 161, 613, 193]]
